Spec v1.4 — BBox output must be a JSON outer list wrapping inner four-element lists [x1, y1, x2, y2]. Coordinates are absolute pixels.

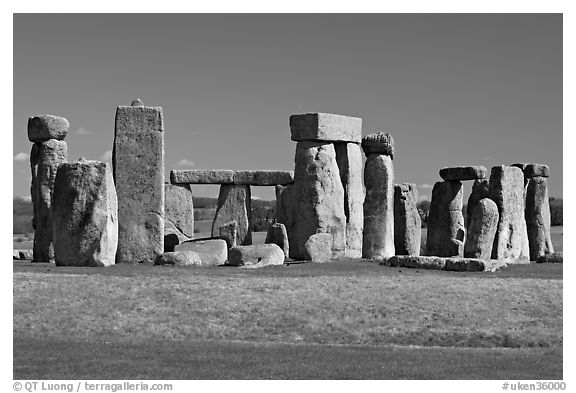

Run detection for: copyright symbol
[[13, 382, 22, 391]]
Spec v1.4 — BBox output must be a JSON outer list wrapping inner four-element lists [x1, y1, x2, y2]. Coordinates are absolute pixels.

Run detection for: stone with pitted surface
[[211, 185, 252, 246], [174, 239, 228, 266], [289, 113, 362, 143], [165, 184, 194, 238], [28, 115, 69, 142], [464, 198, 499, 260], [155, 251, 202, 266], [425, 181, 465, 257], [512, 163, 550, 178], [361, 133, 394, 157], [525, 176, 554, 261], [439, 166, 487, 181], [170, 170, 294, 185], [265, 223, 289, 258], [304, 233, 334, 263], [227, 244, 285, 268], [394, 183, 421, 256]]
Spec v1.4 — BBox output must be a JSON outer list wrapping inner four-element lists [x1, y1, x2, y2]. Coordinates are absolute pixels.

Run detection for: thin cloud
[[100, 150, 113, 162], [13, 152, 29, 161], [418, 184, 433, 189], [175, 159, 195, 167], [76, 127, 92, 135]]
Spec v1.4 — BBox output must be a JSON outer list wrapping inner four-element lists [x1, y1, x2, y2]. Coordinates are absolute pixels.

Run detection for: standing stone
[[394, 183, 421, 256], [32, 139, 68, 262], [52, 161, 118, 267], [466, 179, 490, 231], [512, 163, 550, 179], [334, 142, 364, 258], [164, 183, 194, 237], [30, 143, 40, 231], [275, 184, 297, 255], [265, 223, 289, 258], [113, 101, 164, 264], [290, 141, 346, 260], [362, 133, 395, 260], [426, 181, 465, 257], [525, 176, 554, 261], [211, 185, 252, 245], [218, 220, 238, 248], [464, 198, 499, 260], [489, 166, 530, 263]]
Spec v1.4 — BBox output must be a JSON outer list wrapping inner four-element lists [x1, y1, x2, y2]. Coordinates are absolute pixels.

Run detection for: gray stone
[[113, 103, 164, 264], [387, 255, 446, 270], [218, 220, 238, 248], [174, 239, 228, 266], [489, 165, 530, 263], [386, 255, 504, 272], [335, 142, 364, 258], [464, 198, 499, 260], [27, 115, 69, 142], [155, 251, 202, 266], [290, 141, 346, 260], [227, 244, 285, 268], [211, 185, 252, 245], [170, 169, 294, 185], [425, 181, 465, 257], [439, 166, 487, 181], [32, 139, 68, 262], [289, 113, 362, 143], [13, 250, 20, 259], [361, 133, 394, 158], [525, 176, 554, 261], [164, 219, 191, 252], [536, 252, 562, 264], [164, 183, 194, 238], [52, 160, 118, 267], [466, 179, 490, 231], [304, 233, 334, 263], [444, 258, 490, 272], [19, 250, 33, 260], [363, 154, 395, 259], [232, 170, 294, 185], [275, 184, 297, 255], [394, 183, 421, 256], [512, 163, 550, 178], [265, 223, 289, 258]]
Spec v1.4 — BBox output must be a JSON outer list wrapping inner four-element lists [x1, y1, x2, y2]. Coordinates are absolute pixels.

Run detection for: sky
[[12, 13, 562, 201]]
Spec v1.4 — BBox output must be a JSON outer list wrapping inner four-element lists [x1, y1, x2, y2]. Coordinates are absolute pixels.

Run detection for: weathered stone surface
[[265, 223, 289, 258], [164, 183, 194, 238], [525, 177, 554, 261], [211, 185, 252, 245], [363, 154, 395, 259], [387, 255, 446, 270], [304, 233, 334, 263], [218, 220, 238, 248], [232, 170, 294, 185], [444, 258, 489, 272], [170, 170, 294, 185], [164, 219, 190, 252], [464, 198, 499, 260], [512, 163, 550, 178], [13, 250, 20, 259], [275, 184, 297, 256], [361, 133, 394, 157], [489, 166, 530, 263], [155, 251, 202, 266], [536, 252, 562, 264], [52, 161, 118, 267], [466, 179, 490, 231], [227, 244, 285, 268], [19, 250, 34, 260], [174, 239, 228, 266], [32, 139, 68, 262], [425, 181, 465, 257], [394, 183, 421, 256], [28, 115, 69, 142], [335, 142, 364, 258], [289, 113, 362, 143], [439, 166, 487, 181], [386, 255, 505, 272], [113, 104, 164, 264], [290, 141, 346, 260]]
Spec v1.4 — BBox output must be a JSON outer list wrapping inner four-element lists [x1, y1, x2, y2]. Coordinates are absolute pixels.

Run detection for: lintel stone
[[170, 169, 294, 185], [289, 113, 362, 143]]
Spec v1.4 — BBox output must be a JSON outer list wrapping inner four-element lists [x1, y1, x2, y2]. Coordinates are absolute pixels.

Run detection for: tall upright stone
[[211, 185, 252, 246], [394, 183, 421, 256], [113, 100, 164, 264], [525, 176, 554, 261], [466, 179, 490, 231], [164, 183, 194, 238], [426, 181, 465, 257], [362, 133, 395, 260], [489, 165, 530, 263], [52, 160, 118, 267], [464, 198, 499, 260]]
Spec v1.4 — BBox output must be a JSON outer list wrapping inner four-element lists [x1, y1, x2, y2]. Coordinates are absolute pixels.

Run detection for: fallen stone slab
[[155, 251, 202, 266], [174, 239, 227, 266], [385, 255, 507, 272], [444, 258, 488, 272], [386, 255, 446, 270], [536, 252, 562, 264], [361, 132, 394, 157], [265, 223, 289, 258], [28, 115, 69, 142], [439, 166, 487, 181], [304, 233, 334, 263], [13, 250, 20, 259], [18, 250, 34, 260], [512, 163, 550, 178], [170, 170, 294, 185], [289, 113, 362, 143], [227, 244, 285, 268]]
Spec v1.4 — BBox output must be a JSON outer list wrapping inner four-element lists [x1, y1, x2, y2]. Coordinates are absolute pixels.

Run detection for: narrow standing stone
[[265, 223, 289, 258], [425, 181, 465, 257], [394, 183, 421, 256], [113, 101, 164, 264], [211, 185, 252, 245], [525, 176, 554, 260], [164, 183, 194, 238], [464, 198, 499, 260], [466, 179, 490, 231]]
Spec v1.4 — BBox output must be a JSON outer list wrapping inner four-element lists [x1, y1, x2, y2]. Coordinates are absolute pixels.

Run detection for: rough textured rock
[[489, 166, 530, 263], [174, 239, 228, 266], [218, 220, 238, 248], [164, 219, 191, 252], [361, 133, 394, 157], [13, 250, 20, 259], [444, 258, 490, 272], [394, 183, 421, 256], [52, 161, 118, 267], [275, 184, 297, 256], [536, 252, 562, 264], [28, 115, 69, 142], [32, 139, 68, 262], [113, 102, 164, 264], [512, 163, 550, 178], [386, 255, 504, 272], [164, 183, 194, 238], [425, 181, 465, 257], [362, 153, 395, 259], [211, 185, 252, 245], [171, 169, 294, 185], [466, 179, 490, 231], [265, 223, 289, 258], [227, 244, 285, 268], [464, 198, 499, 260], [304, 233, 334, 263], [387, 255, 446, 270], [155, 251, 202, 266], [525, 176, 554, 261], [289, 141, 346, 260], [439, 166, 487, 181], [232, 170, 294, 185], [335, 142, 364, 258], [289, 113, 362, 143], [19, 250, 34, 260]]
